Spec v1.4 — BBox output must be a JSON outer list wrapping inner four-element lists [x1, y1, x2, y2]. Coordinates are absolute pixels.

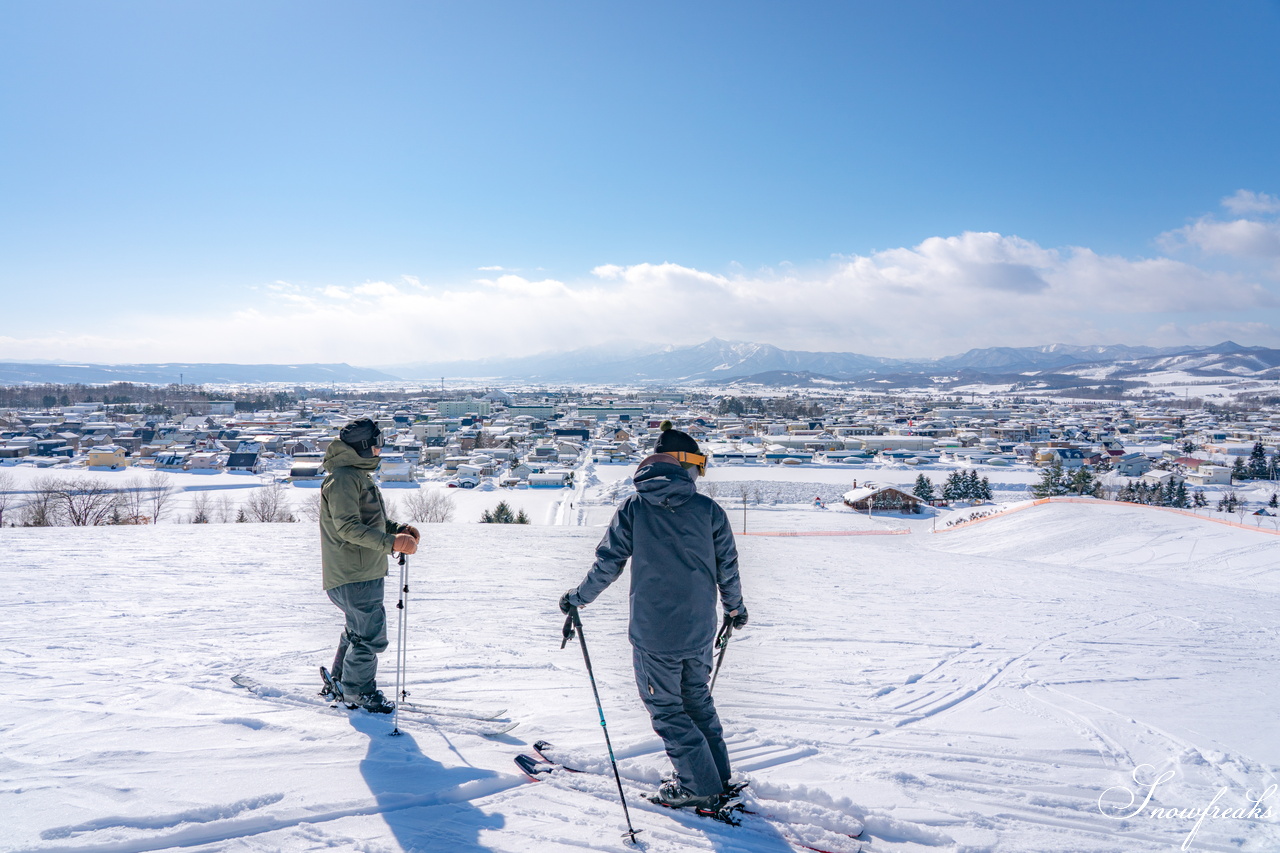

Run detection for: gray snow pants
[[632, 645, 731, 797], [327, 577, 388, 697]]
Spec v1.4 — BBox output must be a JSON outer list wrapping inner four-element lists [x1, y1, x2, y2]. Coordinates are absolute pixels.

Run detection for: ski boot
[[319, 666, 343, 703], [352, 689, 395, 714]]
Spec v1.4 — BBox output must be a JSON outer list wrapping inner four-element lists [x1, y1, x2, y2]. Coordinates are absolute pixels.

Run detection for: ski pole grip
[[560, 609, 577, 649], [716, 613, 733, 648]]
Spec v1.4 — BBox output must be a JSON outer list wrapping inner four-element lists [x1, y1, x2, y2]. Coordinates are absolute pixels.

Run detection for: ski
[[398, 700, 508, 722], [319, 666, 507, 721], [517, 739, 862, 853], [231, 674, 517, 737]]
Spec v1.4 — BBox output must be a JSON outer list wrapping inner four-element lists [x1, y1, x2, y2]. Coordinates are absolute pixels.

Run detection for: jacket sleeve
[[711, 501, 744, 613], [327, 470, 396, 554], [568, 500, 635, 606]]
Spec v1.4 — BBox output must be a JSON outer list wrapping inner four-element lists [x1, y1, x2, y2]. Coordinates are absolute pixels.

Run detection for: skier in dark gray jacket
[[561, 423, 747, 810]]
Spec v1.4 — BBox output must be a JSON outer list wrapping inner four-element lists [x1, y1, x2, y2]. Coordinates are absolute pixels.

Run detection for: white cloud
[[1159, 217, 1280, 258], [7, 224, 1280, 365], [1158, 190, 1280, 259], [353, 281, 401, 297], [1223, 189, 1280, 216]]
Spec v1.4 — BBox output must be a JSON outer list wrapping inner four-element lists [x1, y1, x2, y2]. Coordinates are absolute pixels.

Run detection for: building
[[87, 445, 131, 469], [577, 406, 645, 421], [1035, 447, 1088, 469], [529, 471, 573, 488], [1187, 465, 1232, 486], [506, 405, 556, 420], [227, 451, 262, 473], [438, 400, 492, 419], [1113, 452, 1152, 477], [842, 485, 923, 513], [379, 455, 417, 482]]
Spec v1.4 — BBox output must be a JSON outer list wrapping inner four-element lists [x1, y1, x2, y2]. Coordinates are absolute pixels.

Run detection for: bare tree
[[298, 491, 323, 522], [117, 476, 149, 524], [189, 490, 212, 523], [147, 470, 177, 524], [55, 476, 120, 526], [382, 494, 401, 524], [213, 493, 235, 523], [0, 471, 16, 527], [245, 482, 289, 522], [401, 488, 456, 523], [21, 476, 61, 526]]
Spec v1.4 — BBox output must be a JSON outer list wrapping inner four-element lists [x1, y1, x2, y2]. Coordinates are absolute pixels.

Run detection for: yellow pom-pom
[[660, 420, 674, 431]]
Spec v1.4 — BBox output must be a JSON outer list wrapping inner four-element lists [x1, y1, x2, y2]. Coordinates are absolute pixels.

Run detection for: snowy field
[[4, 502, 1279, 853]]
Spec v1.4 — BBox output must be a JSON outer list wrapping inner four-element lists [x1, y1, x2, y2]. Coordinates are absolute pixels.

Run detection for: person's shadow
[[349, 713, 507, 852]]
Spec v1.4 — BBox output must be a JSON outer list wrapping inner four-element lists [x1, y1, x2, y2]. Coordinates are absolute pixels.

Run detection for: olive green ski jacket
[[319, 439, 402, 591]]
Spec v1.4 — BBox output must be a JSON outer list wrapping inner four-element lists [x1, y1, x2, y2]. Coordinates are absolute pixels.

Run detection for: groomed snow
[[3, 502, 1279, 852]]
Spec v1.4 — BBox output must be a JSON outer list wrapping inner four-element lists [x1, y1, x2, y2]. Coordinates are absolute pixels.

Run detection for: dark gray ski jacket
[[566, 455, 744, 655]]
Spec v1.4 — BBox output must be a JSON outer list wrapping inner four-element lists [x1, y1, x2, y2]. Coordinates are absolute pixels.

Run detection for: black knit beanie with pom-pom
[[654, 420, 701, 457]]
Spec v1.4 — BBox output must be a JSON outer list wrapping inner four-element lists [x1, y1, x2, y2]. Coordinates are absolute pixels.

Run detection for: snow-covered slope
[[4, 506, 1279, 852]]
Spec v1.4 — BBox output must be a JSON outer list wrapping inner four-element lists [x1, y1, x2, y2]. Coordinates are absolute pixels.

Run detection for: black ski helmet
[[340, 417, 382, 458]]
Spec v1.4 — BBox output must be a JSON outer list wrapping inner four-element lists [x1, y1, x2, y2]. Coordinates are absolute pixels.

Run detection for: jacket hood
[[634, 456, 697, 509], [323, 439, 382, 473]]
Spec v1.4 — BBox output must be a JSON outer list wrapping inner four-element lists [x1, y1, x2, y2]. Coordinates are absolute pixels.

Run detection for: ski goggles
[[668, 450, 707, 476]]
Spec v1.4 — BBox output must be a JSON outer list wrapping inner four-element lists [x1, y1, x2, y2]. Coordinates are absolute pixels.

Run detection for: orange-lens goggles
[[669, 450, 707, 475]]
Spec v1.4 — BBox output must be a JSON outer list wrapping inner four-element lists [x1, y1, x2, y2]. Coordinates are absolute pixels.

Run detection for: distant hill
[[0, 362, 402, 385], [383, 339, 1268, 385], [5, 340, 1275, 388]]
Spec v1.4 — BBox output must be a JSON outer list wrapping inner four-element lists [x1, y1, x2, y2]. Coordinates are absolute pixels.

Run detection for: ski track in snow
[[3, 503, 1280, 852]]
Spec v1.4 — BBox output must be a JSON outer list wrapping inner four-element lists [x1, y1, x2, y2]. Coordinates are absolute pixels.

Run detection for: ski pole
[[709, 613, 733, 694], [561, 606, 642, 844], [392, 552, 409, 736]]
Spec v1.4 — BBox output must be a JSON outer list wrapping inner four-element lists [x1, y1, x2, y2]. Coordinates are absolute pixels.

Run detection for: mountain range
[[383, 339, 1273, 386], [3, 340, 1277, 388]]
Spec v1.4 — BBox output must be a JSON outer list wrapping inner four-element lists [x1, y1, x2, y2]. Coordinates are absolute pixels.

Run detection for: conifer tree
[[912, 474, 935, 502], [1070, 467, 1099, 497], [1031, 460, 1071, 498], [963, 470, 980, 500], [1231, 456, 1248, 482], [942, 471, 965, 501], [481, 501, 518, 524], [1249, 442, 1269, 480]]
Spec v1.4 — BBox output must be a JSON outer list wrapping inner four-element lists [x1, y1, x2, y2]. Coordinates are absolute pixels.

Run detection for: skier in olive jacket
[[561, 423, 747, 809], [320, 418, 419, 713]]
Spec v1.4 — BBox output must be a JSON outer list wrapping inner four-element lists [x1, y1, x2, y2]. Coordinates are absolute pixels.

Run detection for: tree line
[[912, 471, 993, 502], [0, 471, 458, 527]]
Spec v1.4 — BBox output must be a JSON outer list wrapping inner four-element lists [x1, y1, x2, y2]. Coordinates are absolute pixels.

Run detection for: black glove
[[400, 524, 420, 541], [728, 607, 748, 629], [559, 591, 576, 614]]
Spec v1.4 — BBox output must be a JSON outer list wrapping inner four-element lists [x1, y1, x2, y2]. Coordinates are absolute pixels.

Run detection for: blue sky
[[3, 1, 1280, 364]]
